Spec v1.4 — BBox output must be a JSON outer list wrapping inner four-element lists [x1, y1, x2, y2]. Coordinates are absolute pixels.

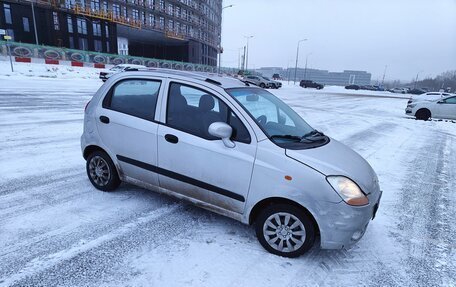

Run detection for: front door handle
[[165, 134, 178, 144], [99, 116, 110, 124]]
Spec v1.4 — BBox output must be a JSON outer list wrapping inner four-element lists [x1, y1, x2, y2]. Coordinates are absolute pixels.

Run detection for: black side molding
[[116, 155, 245, 202]]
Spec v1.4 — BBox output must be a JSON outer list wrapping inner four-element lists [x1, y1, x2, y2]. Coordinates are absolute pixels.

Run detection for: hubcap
[[263, 212, 306, 253], [89, 156, 110, 186]]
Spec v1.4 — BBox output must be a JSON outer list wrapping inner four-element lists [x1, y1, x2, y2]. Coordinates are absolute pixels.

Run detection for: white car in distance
[[406, 95, 456, 120]]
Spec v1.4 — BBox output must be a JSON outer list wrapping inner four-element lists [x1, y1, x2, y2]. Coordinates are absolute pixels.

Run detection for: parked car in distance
[[300, 80, 324, 89], [244, 75, 270, 88], [407, 92, 454, 105], [408, 88, 427, 95], [360, 85, 384, 91], [389, 87, 408, 94], [82, 70, 382, 258], [272, 73, 281, 80], [261, 76, 282, 89], [345, 85, 360, 90], [99, 64, 147, 82], [405, 95, 456, 120]]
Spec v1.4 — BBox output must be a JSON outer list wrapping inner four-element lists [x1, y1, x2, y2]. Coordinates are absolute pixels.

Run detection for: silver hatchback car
[[81, 69, 382, 257]]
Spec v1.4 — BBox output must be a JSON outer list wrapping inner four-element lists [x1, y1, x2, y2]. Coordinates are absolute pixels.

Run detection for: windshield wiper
[[270, 134, 302, 141], [300, 130, 327, 142]]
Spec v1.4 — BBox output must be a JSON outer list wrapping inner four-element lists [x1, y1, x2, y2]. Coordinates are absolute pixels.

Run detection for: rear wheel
[[415, 108, 431, 121], [86, 150, 120, 191], [255, 204, 315, 257], [260, 83, 266, 88]]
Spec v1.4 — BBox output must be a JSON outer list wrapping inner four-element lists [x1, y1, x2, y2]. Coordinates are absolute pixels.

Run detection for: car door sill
[[121, 175, 245, 223]]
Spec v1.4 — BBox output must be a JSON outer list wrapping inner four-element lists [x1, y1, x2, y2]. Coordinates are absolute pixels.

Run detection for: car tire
[[86, 150, 121, 191], [415, 108, 431, 121], [260, 83, 266, 88], [255, 204, 315, 258]]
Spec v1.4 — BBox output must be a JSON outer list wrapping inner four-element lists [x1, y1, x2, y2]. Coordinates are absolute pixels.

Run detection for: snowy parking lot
[[0, 65, 455, 287]]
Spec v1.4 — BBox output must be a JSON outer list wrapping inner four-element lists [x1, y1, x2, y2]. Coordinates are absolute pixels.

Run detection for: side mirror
[[437, 101, 444, 104], [208, 122, 235, 148]]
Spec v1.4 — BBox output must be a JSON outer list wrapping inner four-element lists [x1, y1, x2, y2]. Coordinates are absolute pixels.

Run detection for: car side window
[[443, 97, 456, 104], [104, 79, 161, 121], [166, 82, 251, 143]]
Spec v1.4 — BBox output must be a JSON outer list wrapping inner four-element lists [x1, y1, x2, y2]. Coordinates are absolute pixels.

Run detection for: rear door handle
[[165, 134, 178, 144], [99, 116, 110, 124]]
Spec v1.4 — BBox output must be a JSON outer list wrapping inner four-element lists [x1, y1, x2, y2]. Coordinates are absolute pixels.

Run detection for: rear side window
[[104, 79, 161, 121]]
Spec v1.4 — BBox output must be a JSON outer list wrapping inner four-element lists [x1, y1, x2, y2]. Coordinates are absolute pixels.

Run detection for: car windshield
[[226, 87, 329, 149], [263, 77, 270, 80]]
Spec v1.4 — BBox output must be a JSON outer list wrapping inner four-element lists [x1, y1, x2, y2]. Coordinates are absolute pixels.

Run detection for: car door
[[95, 77, 164, 186], [437, 96, 456, 119], [156, 81, 257, 214]]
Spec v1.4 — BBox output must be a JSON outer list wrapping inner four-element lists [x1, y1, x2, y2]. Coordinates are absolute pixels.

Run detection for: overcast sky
[[220, 0, 456, 82]]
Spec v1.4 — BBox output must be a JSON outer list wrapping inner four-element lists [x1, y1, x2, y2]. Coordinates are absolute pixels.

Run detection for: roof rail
[[205, 78, 222, 86]]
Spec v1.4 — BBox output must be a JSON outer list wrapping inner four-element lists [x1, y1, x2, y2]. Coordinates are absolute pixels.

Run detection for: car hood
[[286, 138, 378, 194]]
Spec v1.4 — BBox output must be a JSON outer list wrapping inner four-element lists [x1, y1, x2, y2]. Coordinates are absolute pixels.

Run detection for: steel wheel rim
[[263, 212, 306, 253], [88, 156, 110, 186]]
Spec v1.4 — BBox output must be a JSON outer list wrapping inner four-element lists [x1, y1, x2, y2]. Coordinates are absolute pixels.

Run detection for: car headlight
[[326, 176, 369, 206], [408, 103, 416, 108]]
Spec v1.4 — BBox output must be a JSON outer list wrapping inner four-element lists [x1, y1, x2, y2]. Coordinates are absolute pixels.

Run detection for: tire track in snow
[[0, 204, 181, 287], [394, 132, 456, 286]]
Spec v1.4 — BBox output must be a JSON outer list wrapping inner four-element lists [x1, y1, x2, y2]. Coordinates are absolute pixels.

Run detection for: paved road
[[0, 79, 454, 287]]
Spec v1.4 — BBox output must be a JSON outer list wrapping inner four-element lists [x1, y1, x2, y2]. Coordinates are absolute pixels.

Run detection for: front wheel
[[415, 108, 431, 121], [255, 204, 315, 257], [259, 83, 266, 88], [86, 150, 121, 191]]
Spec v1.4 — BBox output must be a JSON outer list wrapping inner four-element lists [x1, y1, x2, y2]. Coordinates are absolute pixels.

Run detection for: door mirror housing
[[208, 122, 235, 148]]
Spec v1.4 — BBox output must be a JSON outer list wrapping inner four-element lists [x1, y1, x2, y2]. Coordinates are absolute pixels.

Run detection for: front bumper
[[317, 188, 383, 249], [405, 108, 413, 115]]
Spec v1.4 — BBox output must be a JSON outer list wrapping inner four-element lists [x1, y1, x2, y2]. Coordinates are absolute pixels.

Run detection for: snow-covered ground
[[0, 61, 455, 287]]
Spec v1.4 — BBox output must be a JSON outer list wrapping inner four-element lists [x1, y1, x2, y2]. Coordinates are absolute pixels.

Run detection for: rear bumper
[[318, 189, 383, 249]]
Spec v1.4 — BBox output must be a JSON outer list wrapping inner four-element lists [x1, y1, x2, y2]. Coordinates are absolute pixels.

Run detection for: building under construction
[[0, 0, 222, 65]]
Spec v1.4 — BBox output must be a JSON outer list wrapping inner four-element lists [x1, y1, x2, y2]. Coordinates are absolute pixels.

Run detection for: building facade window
[[113, 4, 120, 17], [78, 37, 88, 50], [94, 39, 102, 52], [53, 12, 60, 30], [6, 29, 14, 40], [90, 0, 100, 10], [122, 6, 127, 18], [69, 36, 75, 48], [67, 16, 73, 33], [4, 4, 12, 24], [77, 18, 87, 34], [93, 21, 101, 36], [132, 9, 139, 20], [22, 17, 30, 32], [105, 25, 109, 37], [148, 13, 155, 26]]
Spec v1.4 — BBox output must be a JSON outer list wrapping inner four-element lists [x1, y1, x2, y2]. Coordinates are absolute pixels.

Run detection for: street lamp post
[[244, 35, 253, 72], [31, 0, 39, 45], [218, 4, 234, 74], [304, 52, 312, 80], [414, 70, 423, 89], [293, 38, 307, 85]]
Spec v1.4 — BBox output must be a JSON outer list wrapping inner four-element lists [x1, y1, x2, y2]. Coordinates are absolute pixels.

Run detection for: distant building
[[257, 67, 372, 86], [0, 0, 222, 66]]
